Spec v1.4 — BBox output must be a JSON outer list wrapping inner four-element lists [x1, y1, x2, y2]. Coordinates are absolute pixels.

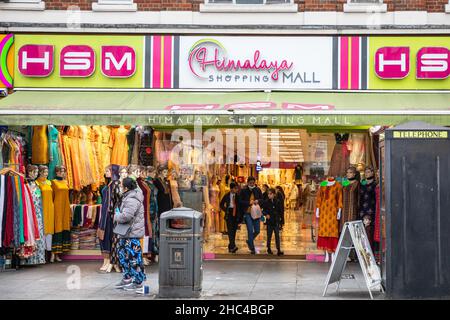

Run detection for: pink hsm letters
[[375, 46, 450, 79], [18, 44, 136, 78]]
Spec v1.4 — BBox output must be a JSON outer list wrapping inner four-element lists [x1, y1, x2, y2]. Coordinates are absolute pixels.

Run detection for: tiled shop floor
[[0, 260, 384, 300]]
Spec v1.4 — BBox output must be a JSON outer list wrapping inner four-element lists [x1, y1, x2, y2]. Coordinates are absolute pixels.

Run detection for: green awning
[[0, 90, 449, 127]]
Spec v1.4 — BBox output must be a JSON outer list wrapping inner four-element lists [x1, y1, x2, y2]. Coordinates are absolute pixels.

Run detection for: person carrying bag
[[113, 177, 147, 293]]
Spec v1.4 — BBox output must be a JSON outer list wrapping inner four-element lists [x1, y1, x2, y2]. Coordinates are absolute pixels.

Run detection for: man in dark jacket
[[239, 176, 263, 254], [220, 182, 240, 253], [261, 188, 284, 256]]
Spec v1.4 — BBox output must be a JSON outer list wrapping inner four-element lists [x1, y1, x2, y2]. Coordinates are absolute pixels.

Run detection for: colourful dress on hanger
[[32, 126, 49, 165], [315, 181, 343, 252], [78, 125, 95, 186], [51, 179, 71, 254], [110, 126, 129, 166], [21, 180, 46, 265], [101, 126, 112, 173], [48, 125, 62, 180], [36, 177, 55, 236], [92, 126, 103, 185], [209, 184, 220, 233]]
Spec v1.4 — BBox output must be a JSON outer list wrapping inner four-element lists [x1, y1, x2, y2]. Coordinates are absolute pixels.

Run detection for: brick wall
[[42, 0, 449, 12]]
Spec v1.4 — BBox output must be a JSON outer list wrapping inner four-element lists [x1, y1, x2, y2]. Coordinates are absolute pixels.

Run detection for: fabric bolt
[[117, 238, 146, 285], [340, 181, 360, 232], [47, 125, 62, 180], [51, 179, 71, 254], [316, 181, 343, 252], [31, 126, 49, 165]]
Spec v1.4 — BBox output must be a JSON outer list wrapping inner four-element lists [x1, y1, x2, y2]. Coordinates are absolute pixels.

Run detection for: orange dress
[[60, 130, 74, 190], [110, 126, 129, 166], [315, 181, 343, 252], [87, 126, 100, 188], [32, 126, 49, 164]]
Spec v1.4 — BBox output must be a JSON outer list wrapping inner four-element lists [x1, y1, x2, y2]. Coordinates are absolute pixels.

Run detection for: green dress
[[48, 125, 62, 180]]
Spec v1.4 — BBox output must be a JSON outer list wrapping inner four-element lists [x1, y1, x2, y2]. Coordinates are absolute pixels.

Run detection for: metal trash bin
[[158, 207, 203, 298]]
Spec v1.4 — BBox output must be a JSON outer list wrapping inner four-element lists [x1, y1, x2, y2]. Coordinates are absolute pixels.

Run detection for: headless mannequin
[[316, 176, 342, 263], [99, 167, 113, 271]]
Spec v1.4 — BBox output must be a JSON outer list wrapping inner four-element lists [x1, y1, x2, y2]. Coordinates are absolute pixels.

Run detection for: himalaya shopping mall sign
[[10, 34, 450, 90]]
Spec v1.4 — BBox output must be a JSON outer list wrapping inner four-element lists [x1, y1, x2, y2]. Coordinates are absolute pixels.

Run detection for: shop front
[[0, 33, 449, 269]]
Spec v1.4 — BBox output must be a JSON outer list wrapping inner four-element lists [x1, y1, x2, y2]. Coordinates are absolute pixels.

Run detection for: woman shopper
[[114, 177, 147, 293]]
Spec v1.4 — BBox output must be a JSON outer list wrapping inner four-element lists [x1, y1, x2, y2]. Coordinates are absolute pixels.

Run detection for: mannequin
[[36, 165, 55, 263], [154, 165, 174, 218], [209, 175, 221, 234], [341, 166, 360, 231], [51, 165, 71, 262], [303, 179, 318, 215], [127, 164, 141, 181], [315, 176, 343, 263], [359, 166, 377, 250], [21, 165, 46, 265], [328, 133, 350, 178], [98, 165, 114, 271]]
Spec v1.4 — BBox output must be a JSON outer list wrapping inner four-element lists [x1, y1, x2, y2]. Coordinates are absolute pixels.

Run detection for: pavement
[[0, 260, 384, 300]]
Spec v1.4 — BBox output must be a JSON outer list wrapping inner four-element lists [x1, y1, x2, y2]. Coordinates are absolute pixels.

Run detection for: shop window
[[92, 0, 137, 12], [344, 0, 387, 13], [0, 0, 45, 10], [201, 0, 297, 13]]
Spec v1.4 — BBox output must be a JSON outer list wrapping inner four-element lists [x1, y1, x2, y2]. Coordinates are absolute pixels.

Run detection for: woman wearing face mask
[[113, 177, 147, 293]]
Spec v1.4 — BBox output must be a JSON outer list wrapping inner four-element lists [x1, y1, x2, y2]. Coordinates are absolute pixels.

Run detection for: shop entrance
[[154, 127, 377, 258]]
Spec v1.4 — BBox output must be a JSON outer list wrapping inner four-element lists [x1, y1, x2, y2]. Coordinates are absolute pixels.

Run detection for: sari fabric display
[[1, 131, 26, 174]]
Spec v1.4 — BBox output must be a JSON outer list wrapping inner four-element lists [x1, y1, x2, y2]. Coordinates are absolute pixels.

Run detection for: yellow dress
[[78, 125, 95, 186], [61, 131, 74, 190], [110, 126, 129, 166], [32, 126, 49, 164], [88, 126, 100, 189], [92, 125, 104, 184], [67, 126, 82, 191], [51, 179, 71, 253], [36, 177, 55, 235], [100, 126, 112, 173]]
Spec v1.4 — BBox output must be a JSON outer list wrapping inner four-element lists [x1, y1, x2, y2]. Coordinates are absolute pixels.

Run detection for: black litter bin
[[385, 121, 450, 299]]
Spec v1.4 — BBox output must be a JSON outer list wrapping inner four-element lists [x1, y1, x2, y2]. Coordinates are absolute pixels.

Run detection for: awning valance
[[0, 91, 449, 127]]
